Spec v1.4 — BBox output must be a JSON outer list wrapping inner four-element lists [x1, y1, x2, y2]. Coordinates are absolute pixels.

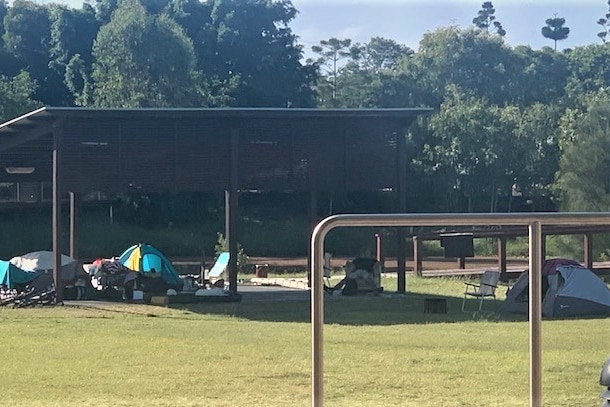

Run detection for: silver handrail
[[311, 212, 610, 407]]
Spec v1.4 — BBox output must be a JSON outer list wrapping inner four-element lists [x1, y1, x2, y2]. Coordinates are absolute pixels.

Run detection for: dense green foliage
[[3, 1, 610, 257]]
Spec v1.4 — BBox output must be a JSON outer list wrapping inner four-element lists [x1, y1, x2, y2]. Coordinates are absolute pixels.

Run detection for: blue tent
[[118, 243, 181, 287], [0, 260, 39, 289]]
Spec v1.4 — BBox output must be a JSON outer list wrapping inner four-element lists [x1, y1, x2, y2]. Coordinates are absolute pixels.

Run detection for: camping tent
[[119, 243, 181, 287], [0, 260, 39, 289], [502, 260, 610, 317], [9, 251, 79, 282]]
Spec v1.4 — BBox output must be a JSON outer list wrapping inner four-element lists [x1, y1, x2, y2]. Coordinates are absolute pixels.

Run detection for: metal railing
[[310, 212, 610, 407]]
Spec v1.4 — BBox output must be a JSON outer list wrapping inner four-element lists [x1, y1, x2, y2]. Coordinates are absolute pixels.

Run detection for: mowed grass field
[[0, 276, 608, 407]]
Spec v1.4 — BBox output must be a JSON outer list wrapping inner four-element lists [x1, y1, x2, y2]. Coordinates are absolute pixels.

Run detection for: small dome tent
[[119, 243, 182, 288], [502, 259, 610, 317], [0, 260, 39, 289]]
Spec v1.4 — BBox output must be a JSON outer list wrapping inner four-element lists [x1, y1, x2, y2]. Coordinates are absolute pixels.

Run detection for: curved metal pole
[[311, 221, 327, 407], [529, 221, 543, 407], [311, 212, 610, 407]]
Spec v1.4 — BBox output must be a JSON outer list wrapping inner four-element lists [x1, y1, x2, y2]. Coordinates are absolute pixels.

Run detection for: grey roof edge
[[42, 106, 433, 119], [0, 106, 434, 138], [0, 106, 48, 131]]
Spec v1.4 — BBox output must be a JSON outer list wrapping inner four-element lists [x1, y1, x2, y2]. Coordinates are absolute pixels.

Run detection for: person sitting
[[324, 258, 383, 296]]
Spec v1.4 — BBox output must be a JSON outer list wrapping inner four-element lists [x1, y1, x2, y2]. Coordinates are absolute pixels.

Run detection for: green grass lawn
[[0, 277, 608, 406]]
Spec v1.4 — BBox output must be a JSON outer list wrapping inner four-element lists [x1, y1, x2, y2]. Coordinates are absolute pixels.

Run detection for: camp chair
[[462, 270, 500, 312], [207, 252, 230, 282]]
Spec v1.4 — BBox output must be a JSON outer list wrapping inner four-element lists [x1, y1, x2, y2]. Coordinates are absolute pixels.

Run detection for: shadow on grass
[[168, 291, 531, 326]]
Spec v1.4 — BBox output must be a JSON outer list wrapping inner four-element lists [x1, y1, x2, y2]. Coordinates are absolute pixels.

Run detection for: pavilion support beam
[[396, 130, 407, 293], [498, 236, 507, 281], [584, 232, 593, 270], [307, 189, 318, 286], [412, 236, 423, 277], [375, 232, 384, 271], [541, 234, 547, 264], [69, 192, 79, 260], [225, 129, 239, 293], [52, 130, 63, 302]]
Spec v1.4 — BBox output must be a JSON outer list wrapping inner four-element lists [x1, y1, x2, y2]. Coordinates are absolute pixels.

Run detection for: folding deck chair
[[204, 252, 229, 287], [462, 270, 500, 312]]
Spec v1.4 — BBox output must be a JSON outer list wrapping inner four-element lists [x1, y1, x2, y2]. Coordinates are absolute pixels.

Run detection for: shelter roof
[[0, 106, 432, 196], [0, 106, 432, 134]]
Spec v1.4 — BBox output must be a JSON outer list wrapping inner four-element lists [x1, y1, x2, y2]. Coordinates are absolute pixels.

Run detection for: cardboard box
[[150, 295, 169, 306]]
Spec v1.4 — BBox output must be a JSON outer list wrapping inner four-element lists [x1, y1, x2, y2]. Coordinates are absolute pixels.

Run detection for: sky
[[290, 0, 607, 52], [42, 0, 609, 53]]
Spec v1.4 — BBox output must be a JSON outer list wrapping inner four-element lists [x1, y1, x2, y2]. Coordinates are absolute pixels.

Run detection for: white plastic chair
[[462, 270, 500, 312]]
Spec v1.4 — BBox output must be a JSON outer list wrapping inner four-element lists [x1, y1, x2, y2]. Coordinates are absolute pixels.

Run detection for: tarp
[[119, 243, 181, 287], [9, 251, 79, 281], [0, 260, 39, 289]]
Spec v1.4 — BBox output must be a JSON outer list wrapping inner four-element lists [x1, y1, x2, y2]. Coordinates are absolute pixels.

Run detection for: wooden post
[[375, 233, 384, 271], [69, 192, 78, 260], [413, 236, 423, 277], [52, 131, 63, 302], [541, 234, 546, 264], [497, 236, 507, 281], [226, 129, 239, 293], [396, 130, 407, 293], [307, 189, 318, 287], [584, 232, 593, 270]]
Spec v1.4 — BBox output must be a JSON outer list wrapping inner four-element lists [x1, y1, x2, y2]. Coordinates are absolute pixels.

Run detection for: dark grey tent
[[503, 263, 610, 317]]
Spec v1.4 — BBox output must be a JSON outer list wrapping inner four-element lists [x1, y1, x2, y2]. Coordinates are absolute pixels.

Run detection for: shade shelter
[[0, 107, 432, 299]]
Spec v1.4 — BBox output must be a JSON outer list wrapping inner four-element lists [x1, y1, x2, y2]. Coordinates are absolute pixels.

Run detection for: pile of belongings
[[86, 257, 168, 299], [9, 251, 90, 300], [87, 243, 240, 302], [0, 260, 56, 307], [325, 257, 383, 296], [88, 257, 134, 291], [87, 243, 184, 299]]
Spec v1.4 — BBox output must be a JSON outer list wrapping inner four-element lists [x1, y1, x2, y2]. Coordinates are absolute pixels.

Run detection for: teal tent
[[0, 260, 39, 289], [118, 243, 182, 287]]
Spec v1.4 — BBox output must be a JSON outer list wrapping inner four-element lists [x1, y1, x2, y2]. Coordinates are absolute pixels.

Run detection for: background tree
[[597, 0, 610, 43], [49, 4, 100, 105], [406, 26, 517, 107], [0, 0, 6, 48], [425, 85, 522, 212], [202, 0, 315, 107], [555, 92, 610, 211], [511, 45, 569, 106], [542, 14, 570, 51], [88, 0, 121, 24], [472, 1, 506, 36], [91, 0, 200, 107], [512, 102, 562, 210], [354, 37, 413, 73], [564, 44, 610, 103], [322, 37, 415, 108], [65, 54, 92, 106], [309, 37, 353, 106], [3, 0, 70, 105], [0, 71, 39, 122]]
